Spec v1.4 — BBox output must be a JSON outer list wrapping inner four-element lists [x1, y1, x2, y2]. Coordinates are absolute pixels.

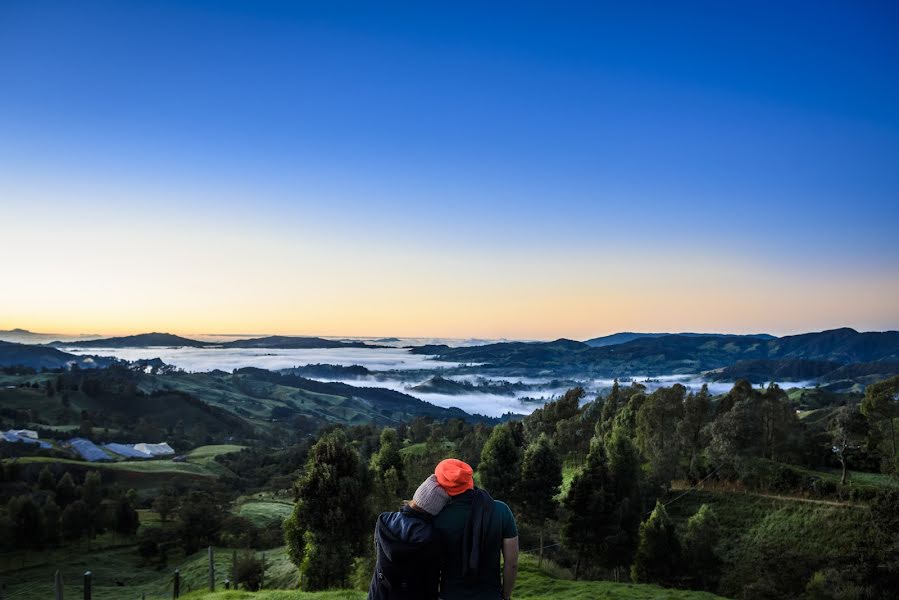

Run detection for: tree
[[829, 406, 868, 485], [153, 491, 178, 522], [370, 427, 407, 512], [561, 438, 617, 578], [284, 430, 372, 590], [861, 376, 899, 473], [61, 500, 91, 541], [38, 466, 56, 492], [55, 472, 77, 507], [519, 434, 562, 565], [234, 552, 266, 591], [677, 386, 711, 481], [631, 501, 680, 585], [682, 504, 720, 590], [176, 491, 225, 554], [635, 385, 686, 487], [479, 424, 523, 506], [81, 471, 103, 508], [112, 495, 140, 537], [523, 387, 584, 443], [8, 495, 46, 551], [43, 499, 61, 546]]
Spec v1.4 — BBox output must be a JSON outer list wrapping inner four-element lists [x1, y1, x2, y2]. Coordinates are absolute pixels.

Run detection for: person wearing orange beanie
[[435, 458, 474, 496], [432, 458, 519, 600]]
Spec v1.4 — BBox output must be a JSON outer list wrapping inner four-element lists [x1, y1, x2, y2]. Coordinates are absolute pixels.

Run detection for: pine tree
[[631, 501, 681, 585], [284, 430, 373, 590], [682, 504, 721, 590], [561, 437, 616, 578], [8, 495, 46, 551], [43, 499, 61, 546], [55, 472, 77, 507], [479, 424, 523, 506], [38, 466, 56, 492], [112, 495, 140, 537], [519, 434, 562, 566]]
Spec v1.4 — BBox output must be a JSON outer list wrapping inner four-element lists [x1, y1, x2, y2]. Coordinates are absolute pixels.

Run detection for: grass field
[[0, 541, 297, 600], [236, 498, 294, 526]]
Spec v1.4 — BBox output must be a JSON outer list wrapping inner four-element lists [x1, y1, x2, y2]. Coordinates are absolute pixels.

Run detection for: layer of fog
[[58, 346, 467, 371], [57, 346, 817, 418]]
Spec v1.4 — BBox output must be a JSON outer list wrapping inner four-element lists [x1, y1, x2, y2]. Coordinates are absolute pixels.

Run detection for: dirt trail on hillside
[[670, 481, 865, 508]]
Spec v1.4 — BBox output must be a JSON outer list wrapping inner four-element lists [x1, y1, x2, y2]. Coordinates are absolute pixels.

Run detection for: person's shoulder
[[492, 499, 514, 516]]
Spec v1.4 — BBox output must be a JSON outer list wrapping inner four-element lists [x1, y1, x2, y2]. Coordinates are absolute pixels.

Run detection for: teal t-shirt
[[433, 491, 518, 600]]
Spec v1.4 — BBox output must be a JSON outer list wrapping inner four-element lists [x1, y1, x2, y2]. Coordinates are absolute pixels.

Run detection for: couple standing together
[[368, 458, 519, 600]]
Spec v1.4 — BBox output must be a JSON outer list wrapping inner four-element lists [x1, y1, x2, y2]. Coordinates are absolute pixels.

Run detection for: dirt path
[[669, 481, 865, 508]]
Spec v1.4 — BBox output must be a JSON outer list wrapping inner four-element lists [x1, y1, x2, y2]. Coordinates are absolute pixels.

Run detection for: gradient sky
[[1, 1, 898, 339]]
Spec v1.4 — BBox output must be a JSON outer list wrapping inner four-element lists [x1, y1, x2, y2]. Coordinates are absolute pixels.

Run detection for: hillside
[[50, 332, 208, 348], [0, 341, 115, 370], [412, 328, 899, 379], [221, 336, 380, 349], [584, 331, 775, 348], [174, 559, 726, 600]]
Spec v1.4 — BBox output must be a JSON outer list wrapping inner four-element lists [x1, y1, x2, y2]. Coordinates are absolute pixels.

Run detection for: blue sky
[[1, 1, 897, 337]]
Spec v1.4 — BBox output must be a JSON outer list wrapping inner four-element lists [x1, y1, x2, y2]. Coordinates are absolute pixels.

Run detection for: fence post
[[172, 570, 180, 599], [83, 571, 92, 600], [208, 546, 215, 591], [54, 570, 63, 600], [260, 553, 265, 589]]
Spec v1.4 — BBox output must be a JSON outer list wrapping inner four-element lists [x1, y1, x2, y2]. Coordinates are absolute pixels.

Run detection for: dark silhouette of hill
[[0, 341, 115, 370], [50, 332, 208, 348]]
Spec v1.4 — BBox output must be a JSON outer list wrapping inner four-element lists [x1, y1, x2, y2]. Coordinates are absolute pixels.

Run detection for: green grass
[[236, 498, 294, 526], [177, 558, 725, 600], [0, 541, 295, 600]]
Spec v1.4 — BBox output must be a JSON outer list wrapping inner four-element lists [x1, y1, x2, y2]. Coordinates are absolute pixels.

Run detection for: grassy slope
[[4, 445, 245, 491], [177, 560, 725, 600]]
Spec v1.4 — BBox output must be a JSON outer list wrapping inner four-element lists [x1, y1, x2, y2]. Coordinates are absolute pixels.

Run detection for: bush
[[233, 552, 266, 591]]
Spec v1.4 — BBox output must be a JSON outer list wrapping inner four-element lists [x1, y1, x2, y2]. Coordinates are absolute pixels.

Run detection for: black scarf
[[461, 488, 495, 582]]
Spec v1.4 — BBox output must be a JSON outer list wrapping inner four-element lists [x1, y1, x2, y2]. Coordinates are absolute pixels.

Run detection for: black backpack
[[368, 507, 441, 600]]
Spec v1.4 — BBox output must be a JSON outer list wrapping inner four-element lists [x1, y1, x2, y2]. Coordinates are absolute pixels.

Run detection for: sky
[[1, 1, 898, 339]]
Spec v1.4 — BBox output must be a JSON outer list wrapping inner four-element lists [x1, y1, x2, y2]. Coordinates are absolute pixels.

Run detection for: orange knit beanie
[[435, 458, 474, 496]]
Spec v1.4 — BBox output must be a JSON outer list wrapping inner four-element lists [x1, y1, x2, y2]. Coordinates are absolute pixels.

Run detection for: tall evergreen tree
[[631, 501, 681, 585], [682, 504, 721, 590], [561, 437, 617, 578], [43, 499, 61, 547], [479, 424, 523, 506], [519, 434, 562, 565], [38, 466, 56, 492], [55, 472, 77, 508], [284, 430, 373, 590], [8, 495, 45, 551]]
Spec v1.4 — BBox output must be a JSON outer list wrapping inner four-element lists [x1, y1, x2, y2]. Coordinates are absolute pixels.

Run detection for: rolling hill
[[0, 341, 116, 370], [413, 328, 899, 378]]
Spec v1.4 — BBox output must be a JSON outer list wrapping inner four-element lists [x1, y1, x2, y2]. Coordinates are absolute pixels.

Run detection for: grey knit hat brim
[[412, 474, 450, 515]]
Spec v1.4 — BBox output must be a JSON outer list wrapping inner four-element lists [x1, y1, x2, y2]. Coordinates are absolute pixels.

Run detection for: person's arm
[[501, 536, 519, 600]]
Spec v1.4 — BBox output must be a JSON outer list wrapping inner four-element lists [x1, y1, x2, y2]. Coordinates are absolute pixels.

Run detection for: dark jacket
[[367, 506, 441, 600]]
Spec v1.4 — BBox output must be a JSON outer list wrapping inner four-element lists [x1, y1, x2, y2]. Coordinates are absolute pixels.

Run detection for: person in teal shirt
[[432, 459, 520, 600]]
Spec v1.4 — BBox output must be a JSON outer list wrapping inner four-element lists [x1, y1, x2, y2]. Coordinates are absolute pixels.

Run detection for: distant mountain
[[412, 328, 899, 378], [584, 331, 775, 348], [51, 332, 208, 348], [705, 359, 845, 383], [282, 364, 373, 379], [0, 341, 115, 370], [220, 335, 381, 349]]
